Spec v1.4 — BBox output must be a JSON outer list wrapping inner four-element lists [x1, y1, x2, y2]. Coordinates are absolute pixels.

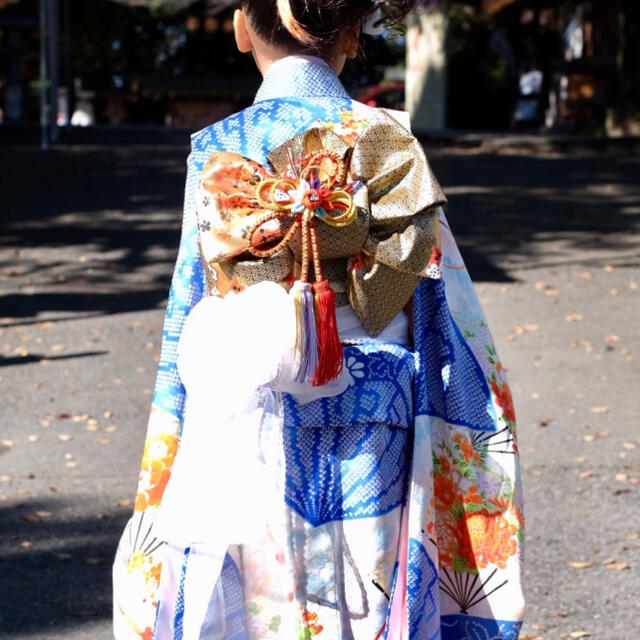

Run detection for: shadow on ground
[[428, 150, 640, 278], [0, 496, 129, 636], [1, 144, 639, 316]]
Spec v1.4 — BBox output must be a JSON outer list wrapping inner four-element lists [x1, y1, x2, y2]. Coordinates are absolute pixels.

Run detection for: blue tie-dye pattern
[[172, 546, 191, 640], [284, 422, 409, 526], [406, 539, 440, 640], [199, 554, 248, 640], [283, 343, 415, 430], [413, 278, 496, 431], [441, 615, 523, 640]]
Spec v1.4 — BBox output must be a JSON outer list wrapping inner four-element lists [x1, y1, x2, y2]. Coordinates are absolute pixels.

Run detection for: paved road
[[1, 141, 638, 639]]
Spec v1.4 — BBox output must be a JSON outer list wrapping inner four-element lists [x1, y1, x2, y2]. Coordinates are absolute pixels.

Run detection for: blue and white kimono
[[113, 56, 524, 640]]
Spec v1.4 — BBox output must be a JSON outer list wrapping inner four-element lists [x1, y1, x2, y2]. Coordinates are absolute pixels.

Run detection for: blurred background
[[1, 0, 639, 142], [1, 2, 639, 640]]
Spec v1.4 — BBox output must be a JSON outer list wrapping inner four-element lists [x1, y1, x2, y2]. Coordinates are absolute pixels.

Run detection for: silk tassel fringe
[[290, 280, 318, 383], [311, 279, 343, 386]]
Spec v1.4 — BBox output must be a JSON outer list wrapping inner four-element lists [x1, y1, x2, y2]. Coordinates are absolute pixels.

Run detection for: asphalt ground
[[0, 140, 638, 639]]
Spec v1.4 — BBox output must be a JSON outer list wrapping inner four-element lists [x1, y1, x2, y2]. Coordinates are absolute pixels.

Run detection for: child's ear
[[341, 24, 360, 60], [233, 9, 253, 53]]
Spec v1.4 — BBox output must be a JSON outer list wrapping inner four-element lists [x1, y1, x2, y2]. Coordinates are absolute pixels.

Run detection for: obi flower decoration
[[245, 149, 360, 386], [196, 133, 363, 387]]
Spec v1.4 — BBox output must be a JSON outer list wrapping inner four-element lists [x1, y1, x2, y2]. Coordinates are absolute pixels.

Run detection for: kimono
[[113, 56, 524, 640]]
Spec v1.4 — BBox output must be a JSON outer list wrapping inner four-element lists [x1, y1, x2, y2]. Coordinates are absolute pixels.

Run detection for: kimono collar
[[254, 55, 350, 103]]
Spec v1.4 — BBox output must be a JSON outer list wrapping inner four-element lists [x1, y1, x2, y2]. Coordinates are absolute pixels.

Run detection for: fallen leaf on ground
[[535, 418, 552, 427], [571, 340, 593, 352], [566, 314, 583, 322], [20, 540, 32, 548], [35, 510, 52, 518], [1, 440, 14, 447], [569, 632, 591, 639], [569, 561, 592, 569], [578, 470, 596, 479], [57, 434, 72, 442], [589, 406, 609, 414], [28, 435, 39, 442], [623, 442, 637, 450], [606, 562, 629, 570], [103, 410, 113, 418], [117, 499, 131, 507], [20, 513, 42, 523]]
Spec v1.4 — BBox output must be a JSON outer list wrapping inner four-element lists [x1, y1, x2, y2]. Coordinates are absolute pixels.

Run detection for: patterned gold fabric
[[194, 108, 446, 337]]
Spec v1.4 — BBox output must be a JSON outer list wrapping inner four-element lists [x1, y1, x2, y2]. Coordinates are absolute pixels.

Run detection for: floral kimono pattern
[[113, 56, 524, 640]]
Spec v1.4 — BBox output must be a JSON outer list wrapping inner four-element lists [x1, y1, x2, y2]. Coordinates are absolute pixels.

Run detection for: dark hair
[[241, 0, 415, 55]]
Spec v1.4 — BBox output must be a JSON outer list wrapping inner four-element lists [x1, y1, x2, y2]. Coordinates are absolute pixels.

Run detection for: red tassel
[[310, 279, 343, 386]]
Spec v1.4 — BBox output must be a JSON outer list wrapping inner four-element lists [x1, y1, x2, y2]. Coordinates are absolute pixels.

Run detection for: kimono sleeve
[[151, 152, 206, 421], [346, 113, 448, 336]]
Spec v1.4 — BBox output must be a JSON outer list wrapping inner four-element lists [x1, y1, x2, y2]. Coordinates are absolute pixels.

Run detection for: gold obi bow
[[197, 130, 362, 386]]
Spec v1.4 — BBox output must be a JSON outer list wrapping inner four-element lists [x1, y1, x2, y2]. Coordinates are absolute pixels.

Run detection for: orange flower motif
[[455, 509, 518, 570], [438, 454, 451, 474], [299, 608, 324, 637], [434, 474, 458, 511], [135, 432, 179, 511], [491, 379, 517, 423], [489, 497, 525, 530], [435, 516, 458, 567], [453, 432, 481, 465], [462, 485, 483, 505], [139, 628, 153, 640], [147, 562, 162, 589]]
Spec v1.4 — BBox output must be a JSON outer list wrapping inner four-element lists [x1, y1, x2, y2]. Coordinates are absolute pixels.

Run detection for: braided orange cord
[[246, 210, 300, 258], [308, 218, 324, 283], [300, 211, 311, 283], [301, 151, 345, 187]]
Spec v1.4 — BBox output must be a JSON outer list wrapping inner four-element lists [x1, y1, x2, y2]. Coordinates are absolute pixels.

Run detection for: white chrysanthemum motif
[[345, 355, 365, 387]]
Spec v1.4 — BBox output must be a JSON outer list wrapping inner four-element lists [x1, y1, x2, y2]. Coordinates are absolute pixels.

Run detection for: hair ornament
[[362, 6, 385, 36], [276, 0, 316, 46]]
